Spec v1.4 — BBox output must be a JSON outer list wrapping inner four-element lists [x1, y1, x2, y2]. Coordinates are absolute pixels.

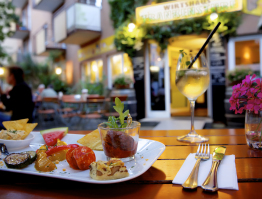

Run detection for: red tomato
[[46, 144, 79, 156], [66, 148, 79, 170], [73, 146, 96, 170]]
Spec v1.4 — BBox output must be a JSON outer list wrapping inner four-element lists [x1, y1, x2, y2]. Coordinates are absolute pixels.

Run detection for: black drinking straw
[[187, 22, 221, 69]]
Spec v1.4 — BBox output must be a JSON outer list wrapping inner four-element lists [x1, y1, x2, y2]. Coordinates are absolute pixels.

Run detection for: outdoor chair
[[77, 96, 106, 128]]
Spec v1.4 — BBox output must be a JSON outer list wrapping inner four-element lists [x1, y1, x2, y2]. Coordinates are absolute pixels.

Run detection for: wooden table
[[0, 129, 261, 199]]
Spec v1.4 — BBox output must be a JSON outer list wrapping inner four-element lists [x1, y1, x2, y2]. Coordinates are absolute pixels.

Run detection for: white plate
[[0, 132, 165, 184], [0, 133, 35, 151]]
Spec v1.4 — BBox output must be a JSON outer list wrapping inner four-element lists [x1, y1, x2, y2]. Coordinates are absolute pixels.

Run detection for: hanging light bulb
[[128, 23, 136, 32], [0, 67, 4, 75], [210, 13, 218, 21], [55, 67, 62, 75]]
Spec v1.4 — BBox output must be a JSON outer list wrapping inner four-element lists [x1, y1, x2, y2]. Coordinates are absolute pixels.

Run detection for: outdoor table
[[0, 129, 261, 199]]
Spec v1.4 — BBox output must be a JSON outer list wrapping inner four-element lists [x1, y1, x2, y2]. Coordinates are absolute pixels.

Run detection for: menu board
[[209, 33, 226, 86]]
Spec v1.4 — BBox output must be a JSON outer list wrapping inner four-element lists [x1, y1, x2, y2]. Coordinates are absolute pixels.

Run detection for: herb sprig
[[8, 129, 17, 134], [179, 50, 191, 66], [104, 97, 129, 128]]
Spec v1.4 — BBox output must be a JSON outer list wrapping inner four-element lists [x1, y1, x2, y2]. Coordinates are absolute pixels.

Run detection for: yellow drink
[[176, 69, 210, 100]]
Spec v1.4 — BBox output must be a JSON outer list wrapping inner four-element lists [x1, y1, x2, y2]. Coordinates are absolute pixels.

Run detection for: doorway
[[168, 34, 209, 117]]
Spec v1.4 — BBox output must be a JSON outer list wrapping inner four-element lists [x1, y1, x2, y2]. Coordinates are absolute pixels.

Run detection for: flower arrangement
[[113, 75, 134, 89], [230, 74, 262, 149], [229, 74, 262, 114]]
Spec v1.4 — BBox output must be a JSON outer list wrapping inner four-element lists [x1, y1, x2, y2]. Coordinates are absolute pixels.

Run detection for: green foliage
[[110, 0, 243, 57], [104, 97, 129, 128], [226, 69, 260, 84], [0, 1, 20, 63], [18, 53, 69, 92], [19, 54, 49, 90], [113, 74, 133, 87], [40, 74, 69, 93], [68, 79, 105, 95], [108, 0, 150, 29]]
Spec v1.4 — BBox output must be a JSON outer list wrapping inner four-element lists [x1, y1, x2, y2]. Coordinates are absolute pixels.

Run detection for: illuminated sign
[[78, 35, 115, 62], [243, 0, 262, 16], [136, 0, 242, 24]]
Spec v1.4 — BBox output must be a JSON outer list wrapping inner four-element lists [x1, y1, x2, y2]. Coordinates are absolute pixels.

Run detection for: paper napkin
[[172, 153, 238, 190]]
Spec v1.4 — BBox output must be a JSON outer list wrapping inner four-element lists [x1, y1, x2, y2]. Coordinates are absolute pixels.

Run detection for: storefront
[[78, 0, 262, 122], [78, 35, 134, 89]]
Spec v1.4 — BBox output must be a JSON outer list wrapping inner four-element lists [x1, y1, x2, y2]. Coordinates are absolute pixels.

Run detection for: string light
[[128, 23, 136, 32]]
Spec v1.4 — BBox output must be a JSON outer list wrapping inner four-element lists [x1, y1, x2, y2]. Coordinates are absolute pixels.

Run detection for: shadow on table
[[0, 170, 163, 199], [133, 166, 167, 182]]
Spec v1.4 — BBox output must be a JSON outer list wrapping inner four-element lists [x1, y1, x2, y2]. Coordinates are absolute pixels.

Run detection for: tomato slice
[[45, 144, 79, 156], [66, 148, 79, 169], [73, 146, 96, 170]]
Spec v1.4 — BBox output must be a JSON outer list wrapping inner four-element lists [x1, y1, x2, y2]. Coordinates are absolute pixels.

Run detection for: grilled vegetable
[[4, 153, 30, 169], [21, 151, 37, 164], [35, 150, 56, 172]]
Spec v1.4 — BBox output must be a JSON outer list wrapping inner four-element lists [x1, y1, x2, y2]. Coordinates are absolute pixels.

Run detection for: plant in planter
[[229, 74, 262, 149], [113, 75, 134, 89], [226, 69, 259, 86]]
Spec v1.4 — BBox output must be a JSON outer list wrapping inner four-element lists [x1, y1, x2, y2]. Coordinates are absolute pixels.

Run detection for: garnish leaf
[[186, 61, 191, 66], [104, 97, 130, 129], [113, 97, 126, 125]]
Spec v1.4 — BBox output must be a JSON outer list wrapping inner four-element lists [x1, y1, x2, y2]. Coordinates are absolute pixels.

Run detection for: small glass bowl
[[98, 121, 141, 162]]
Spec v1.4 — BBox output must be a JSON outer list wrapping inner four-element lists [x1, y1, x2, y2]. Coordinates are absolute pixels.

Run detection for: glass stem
[[190, 100, 196, 134]]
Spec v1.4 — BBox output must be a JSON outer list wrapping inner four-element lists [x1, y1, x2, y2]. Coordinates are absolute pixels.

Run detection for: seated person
[[0, 66, 34, 126], [40, 84, 58, 110], [34, 84, 45, 102], [41, 85, 57, 99]]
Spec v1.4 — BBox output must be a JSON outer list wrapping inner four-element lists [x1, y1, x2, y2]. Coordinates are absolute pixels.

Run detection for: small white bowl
[[0, 133, 35, 151]]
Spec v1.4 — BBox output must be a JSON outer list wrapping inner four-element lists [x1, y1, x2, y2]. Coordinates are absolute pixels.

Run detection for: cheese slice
[[89, 159, 129, 180]]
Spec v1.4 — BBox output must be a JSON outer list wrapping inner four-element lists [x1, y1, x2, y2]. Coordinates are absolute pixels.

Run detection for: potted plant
[[226, 69, 259, 86], [113, 75, 133, 89], [229, 74, 262, 149]]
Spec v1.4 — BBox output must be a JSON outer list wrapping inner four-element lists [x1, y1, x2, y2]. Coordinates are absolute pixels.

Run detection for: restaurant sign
[[78, 35, 115, 62], [136, 0, 242, 24]]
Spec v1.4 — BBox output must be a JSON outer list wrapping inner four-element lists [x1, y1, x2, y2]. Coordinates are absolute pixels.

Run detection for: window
[[235, 40, 260, 71], [82, 60, 103, 83], [23, 40, 29, 54], [43, 24, 48, 45], [22, 7, 28, 28], [108, 53, 133, 88], [228, 35, 262, 75]]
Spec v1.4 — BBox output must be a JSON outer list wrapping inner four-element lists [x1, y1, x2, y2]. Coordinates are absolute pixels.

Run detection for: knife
[[201, 146, 226, 192]]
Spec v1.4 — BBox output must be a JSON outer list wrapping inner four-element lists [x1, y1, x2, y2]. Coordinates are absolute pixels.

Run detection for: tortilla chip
[[22, 123, 38, 139], [3, 120, 26, 131], [77, 129, 103, 151], [16, 118, 29, 125]]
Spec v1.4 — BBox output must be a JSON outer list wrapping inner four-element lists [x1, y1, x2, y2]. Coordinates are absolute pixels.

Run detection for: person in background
[[34, 84, 45, 102], [40, 84, 57, 99], [0, 66, 34, 125]]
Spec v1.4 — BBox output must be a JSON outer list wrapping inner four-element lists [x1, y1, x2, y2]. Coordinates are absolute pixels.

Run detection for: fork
[[182, 144, 210, 189]]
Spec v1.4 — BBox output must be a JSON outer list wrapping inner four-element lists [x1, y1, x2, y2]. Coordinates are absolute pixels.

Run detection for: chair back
[[87, 96, 105, 101], [42, 97, 59, 103], [111, 95, 128, 102]]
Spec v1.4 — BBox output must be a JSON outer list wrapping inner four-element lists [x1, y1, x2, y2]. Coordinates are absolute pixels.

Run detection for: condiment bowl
[[0, 133, 35, 151]]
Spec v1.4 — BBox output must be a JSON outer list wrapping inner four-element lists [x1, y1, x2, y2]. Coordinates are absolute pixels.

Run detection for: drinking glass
[[98, 121, 140, 162], [175, 52, 210, 143]]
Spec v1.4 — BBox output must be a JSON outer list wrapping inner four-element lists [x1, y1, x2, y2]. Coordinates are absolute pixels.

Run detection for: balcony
[[33, 0, 64, 12], [35, 25, 66, 56], [53, 2, 101, 45], [11, 0, 28, 8], [9, 23, 30, 40]]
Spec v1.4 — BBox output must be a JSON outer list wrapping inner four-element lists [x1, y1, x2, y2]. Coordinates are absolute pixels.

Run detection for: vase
[[245, 110, 262, 149]]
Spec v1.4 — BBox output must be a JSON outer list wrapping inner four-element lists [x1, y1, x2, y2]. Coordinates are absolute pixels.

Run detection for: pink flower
[[230, 74, 262, 115]]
